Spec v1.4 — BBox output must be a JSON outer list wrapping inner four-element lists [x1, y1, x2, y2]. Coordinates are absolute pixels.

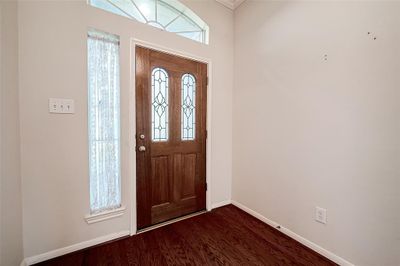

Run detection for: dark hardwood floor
[[35, 205, 337, 266]]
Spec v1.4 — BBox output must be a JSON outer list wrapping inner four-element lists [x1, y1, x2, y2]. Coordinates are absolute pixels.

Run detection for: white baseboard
[[231, 200, 355, 266], [21, 202, 354, 266], [22, 230, 130, 266], [21, 200, 230, 266], [211, 200, 232, 209]]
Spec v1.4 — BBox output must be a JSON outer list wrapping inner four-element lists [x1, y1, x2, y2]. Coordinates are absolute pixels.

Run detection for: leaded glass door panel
[[136, 46, 207, 229]]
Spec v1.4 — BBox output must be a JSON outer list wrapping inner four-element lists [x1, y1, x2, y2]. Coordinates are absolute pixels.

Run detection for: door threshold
[[137, 210, 207, 234]]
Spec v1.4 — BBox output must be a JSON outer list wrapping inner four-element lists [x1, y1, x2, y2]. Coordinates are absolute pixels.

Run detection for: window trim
[[85, 206, 126, 224]]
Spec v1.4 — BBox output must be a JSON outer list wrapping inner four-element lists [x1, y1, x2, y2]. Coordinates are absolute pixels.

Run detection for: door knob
[[138, 146, 146, 152]]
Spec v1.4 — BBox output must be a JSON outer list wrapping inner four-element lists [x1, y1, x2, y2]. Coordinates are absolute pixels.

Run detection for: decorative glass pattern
[[88, 0, 209, 44], [181, 74, 196, 141], [88, 29, 121, 214], [152, 68, 169, 142]]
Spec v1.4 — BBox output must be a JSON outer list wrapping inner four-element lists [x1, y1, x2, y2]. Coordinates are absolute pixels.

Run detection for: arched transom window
[[89, 0, 209, 44]]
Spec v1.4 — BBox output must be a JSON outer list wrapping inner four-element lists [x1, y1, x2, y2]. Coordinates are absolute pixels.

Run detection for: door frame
[[129, 38, 213, 235]]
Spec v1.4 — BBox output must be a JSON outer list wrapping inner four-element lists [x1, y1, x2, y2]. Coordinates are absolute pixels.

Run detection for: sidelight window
[[88, 29, 121, 214]]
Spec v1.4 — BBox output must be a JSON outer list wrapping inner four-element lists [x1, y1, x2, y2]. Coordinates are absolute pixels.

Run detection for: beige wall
[[0, 1, 24, 265], [233, 1, 400, 265], [18, 0, 233, 258]]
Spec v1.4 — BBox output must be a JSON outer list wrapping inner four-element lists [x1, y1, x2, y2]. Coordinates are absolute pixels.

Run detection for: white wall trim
[[129, 38, 213, 234], [22, 230, 130, 266], [20, 202, 354, 266], [231, 201, 355, 266], [211, 200, 231, 209], [84, 206, 126, 224], [128, 37, 137, 236]]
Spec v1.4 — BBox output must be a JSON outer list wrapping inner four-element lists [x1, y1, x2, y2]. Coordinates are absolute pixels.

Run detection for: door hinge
[[205, 130, 208, 139], [206, 76, 209, 86], [205, 183, 208, 191]]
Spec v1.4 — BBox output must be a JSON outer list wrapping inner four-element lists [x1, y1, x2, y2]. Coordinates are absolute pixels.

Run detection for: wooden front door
[[136, 46, 207, 229]]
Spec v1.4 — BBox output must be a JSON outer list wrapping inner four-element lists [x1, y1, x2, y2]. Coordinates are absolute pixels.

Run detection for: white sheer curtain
[[88, 30, 121, 214]]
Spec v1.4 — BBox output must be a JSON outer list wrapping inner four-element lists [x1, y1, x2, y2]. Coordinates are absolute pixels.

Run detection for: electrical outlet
[[49, 98, 75, 114], [315, 206, 327, 224]]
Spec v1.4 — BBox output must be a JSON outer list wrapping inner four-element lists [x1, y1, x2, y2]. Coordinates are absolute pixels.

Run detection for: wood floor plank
[[170, 217, 234, 265], [206, 211, 296, 265], [216, 206, 334, 266], [35, 205, 337, 266], [197, 212, 288, 265]]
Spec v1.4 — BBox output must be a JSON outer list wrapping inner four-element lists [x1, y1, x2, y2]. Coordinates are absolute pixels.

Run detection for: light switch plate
[[61, 99, 74, 113], [49, 98, 75, 114], [49, 98, 60, 113]]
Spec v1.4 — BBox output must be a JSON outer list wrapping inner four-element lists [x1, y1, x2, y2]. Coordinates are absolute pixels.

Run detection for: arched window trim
[[88, 0, 209, 44]]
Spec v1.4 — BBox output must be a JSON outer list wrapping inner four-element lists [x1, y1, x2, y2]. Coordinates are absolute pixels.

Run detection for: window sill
[[85, 206, 126, 224]]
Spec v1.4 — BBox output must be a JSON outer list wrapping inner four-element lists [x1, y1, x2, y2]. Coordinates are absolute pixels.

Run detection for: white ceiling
[[215, 0, 246, 10]]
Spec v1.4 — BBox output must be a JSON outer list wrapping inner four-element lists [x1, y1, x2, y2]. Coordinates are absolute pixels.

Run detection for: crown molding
[[215, 0, 246, 10]]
